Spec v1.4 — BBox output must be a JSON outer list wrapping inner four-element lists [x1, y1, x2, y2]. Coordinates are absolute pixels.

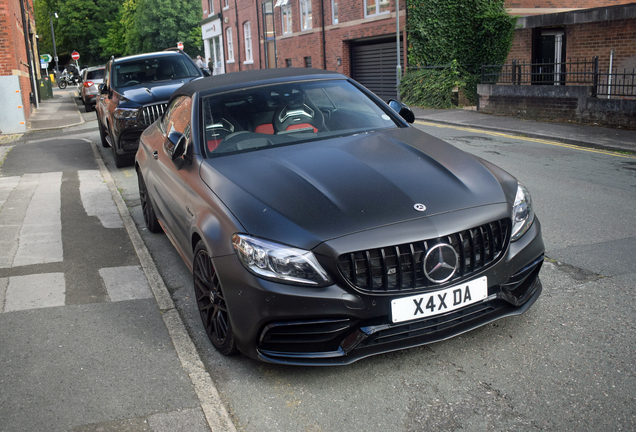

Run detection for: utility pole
[[50, 12, 60, 82]]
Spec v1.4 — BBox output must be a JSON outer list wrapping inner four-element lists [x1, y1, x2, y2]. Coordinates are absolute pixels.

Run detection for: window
[[282, 4, 292, 34], [365, 0, 389, 17], [285, 58, 292, 67], [332, 0, 338, 24], [226, 27, 234, 62], [208, 0, 214, 14], [299, 0, 312, 30], [304, 56, 312, 68], [224, 0, 229, 9], [244, 21, 253, 63]]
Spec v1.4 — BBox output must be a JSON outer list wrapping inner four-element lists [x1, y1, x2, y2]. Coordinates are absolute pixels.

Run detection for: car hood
[[200, 127, 518, 250], [118, 78, 197, 105]]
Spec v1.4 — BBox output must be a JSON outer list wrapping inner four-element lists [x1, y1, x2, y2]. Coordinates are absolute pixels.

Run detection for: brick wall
[[505, 28, 532, 64], [504, 0, 631, 8], [0, 0, 36, 123], [566, 18, 636, 72], [222, 0, 262, 72], [504, 17, 636, 73], [265, 0, 405, 75]]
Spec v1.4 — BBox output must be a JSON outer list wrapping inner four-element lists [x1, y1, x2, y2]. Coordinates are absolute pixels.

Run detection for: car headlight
[[232, 234, 332, 286], [511, 182, 535, 242], [114, 107, 139, 120]]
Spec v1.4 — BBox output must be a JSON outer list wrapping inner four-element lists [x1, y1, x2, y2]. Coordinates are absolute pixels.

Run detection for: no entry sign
[[71, 51, 80, 61]]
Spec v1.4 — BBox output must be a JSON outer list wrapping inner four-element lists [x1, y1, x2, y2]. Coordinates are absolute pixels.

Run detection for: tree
[[134, 0, 202, 56]]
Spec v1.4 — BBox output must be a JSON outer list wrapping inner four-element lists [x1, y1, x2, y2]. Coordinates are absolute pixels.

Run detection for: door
[[351, 38, 404, 101], [532, 29, 566, 85], [147, 95, 196, 253]]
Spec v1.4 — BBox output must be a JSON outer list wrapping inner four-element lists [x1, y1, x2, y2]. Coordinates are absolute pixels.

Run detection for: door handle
[[152, 150, 158, 159]]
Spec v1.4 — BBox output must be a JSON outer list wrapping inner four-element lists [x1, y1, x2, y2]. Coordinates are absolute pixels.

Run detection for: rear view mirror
[[388, 100, 415, 124], [98, 83, 108, 94]]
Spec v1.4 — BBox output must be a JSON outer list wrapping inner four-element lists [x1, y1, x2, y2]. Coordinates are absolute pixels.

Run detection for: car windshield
[[86, 69, 104, 80], [201, 79, 398, 157], [113, 56, 199, 88]]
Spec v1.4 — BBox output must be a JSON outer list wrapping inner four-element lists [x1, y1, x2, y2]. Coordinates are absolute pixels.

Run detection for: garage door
[[352, 40, 404, 101]]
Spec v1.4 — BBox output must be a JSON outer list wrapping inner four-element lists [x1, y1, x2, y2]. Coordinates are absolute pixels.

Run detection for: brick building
[[200, 0, 406, 100], [503, 1, 636, 77], [0, 0, 40, 134]]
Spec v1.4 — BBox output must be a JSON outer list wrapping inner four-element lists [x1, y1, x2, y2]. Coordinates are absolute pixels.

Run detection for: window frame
[[364, 0, 390, 18], [226, 27, 235, 63], [281, 3, 292, 35], [208, 0, 214, 15], [299, 0, 312, 31], [331, 0, 338, 24], [243, 21, 253, 64]]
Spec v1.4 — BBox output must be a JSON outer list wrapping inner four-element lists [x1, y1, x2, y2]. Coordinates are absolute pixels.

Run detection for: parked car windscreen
[[202, 79, 398, 158], [86, 69, 105, 80], [113, 56, 200, 88]]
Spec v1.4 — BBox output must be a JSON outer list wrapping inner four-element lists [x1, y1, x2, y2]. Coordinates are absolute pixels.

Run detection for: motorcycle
[[57, 72, 81, 89]]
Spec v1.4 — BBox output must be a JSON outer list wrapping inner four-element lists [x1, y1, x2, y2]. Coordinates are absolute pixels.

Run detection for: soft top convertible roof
[[172, 68, 346, 99]]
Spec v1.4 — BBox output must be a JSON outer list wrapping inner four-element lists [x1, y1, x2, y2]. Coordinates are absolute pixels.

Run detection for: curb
[[414, 117, 636, 154]]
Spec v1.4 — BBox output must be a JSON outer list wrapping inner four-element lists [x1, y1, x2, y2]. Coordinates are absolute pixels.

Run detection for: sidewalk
[[27, 87, 85, 130], [410, 106, 636, 153], [1, 109, 234, 431]]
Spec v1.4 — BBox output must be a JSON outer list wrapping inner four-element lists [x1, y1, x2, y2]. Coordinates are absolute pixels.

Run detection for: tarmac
[[0, 86, 634, 432]]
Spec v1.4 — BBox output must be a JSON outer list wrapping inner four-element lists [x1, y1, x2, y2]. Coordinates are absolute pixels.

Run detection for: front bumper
[[214, 209, 545, 366]]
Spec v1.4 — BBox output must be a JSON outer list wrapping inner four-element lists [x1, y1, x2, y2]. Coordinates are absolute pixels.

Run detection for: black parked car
[[136, 68, 544, 365], [96, 49, 204, 168]]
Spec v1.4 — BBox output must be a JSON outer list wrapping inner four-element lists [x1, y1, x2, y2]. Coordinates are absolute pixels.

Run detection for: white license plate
[[391, 276, 488, 323]]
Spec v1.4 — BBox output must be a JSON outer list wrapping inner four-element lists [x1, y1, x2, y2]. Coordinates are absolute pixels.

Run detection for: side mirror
[[201, 68, 211, 77], [388, 100, 415, 124], [98, 83, 108, 95], [168, 131, 187, 169]]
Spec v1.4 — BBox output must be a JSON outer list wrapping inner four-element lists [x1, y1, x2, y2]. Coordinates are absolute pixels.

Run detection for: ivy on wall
[[402, 0, 516, 107]]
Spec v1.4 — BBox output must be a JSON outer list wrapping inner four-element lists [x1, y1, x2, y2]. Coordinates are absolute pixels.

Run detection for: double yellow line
[[415, 120, 636, 160]]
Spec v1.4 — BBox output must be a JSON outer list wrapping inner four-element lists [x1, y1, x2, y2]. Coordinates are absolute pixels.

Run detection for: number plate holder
[[391, 277, 488, 324]]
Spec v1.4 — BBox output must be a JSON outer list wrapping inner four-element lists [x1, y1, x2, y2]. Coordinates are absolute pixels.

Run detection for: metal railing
[[481, 57, 636, 98]]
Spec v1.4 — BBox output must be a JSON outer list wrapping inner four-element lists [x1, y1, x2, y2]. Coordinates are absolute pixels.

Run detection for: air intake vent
[[140, 103, 167, 125], [337, 219, 510, 293]]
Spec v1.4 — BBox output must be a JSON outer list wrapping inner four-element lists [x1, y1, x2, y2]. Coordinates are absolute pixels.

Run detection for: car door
[[147, 95, 196, 255], [96, 62, 111, 127]]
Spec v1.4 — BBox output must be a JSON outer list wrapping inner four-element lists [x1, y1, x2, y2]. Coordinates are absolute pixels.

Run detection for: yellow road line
[[415, 120, 636, 160]]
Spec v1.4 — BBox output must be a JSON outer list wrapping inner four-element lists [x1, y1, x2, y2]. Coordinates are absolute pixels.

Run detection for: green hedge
[[404, 0, 516, 107], [400, 61, 466, 109]]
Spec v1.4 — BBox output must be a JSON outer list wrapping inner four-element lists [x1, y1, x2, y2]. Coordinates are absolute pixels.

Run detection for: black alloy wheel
[[193, 241, 238, 356], [137, 171, 162, 233]]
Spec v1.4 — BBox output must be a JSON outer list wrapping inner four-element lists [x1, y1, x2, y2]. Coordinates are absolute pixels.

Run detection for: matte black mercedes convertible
[[136, 68, 544, 365]]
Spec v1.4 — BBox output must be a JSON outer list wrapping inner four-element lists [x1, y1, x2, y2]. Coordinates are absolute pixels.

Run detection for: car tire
[[193, 241, 238, 356], [99, 122, 110, 148], [111, 133, 133, 168], [137, 171, 162, 233], [84, 100, 93, 112]]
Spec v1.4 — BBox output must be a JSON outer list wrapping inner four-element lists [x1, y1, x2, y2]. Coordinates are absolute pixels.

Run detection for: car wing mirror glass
[[98, 83, 108, 94], [167, 131, 187, 169], [388, 99, 415, 124]]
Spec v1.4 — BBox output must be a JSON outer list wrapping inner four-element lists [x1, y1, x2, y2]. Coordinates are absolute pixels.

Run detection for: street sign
[[71, 51, 80, 60], [177, 42, 184, 50], [41, 61, 49, 69], [41, 54, 53, 63]]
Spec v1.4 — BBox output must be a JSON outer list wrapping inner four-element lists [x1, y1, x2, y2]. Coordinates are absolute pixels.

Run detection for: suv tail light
[[83, 81, 94, 88]]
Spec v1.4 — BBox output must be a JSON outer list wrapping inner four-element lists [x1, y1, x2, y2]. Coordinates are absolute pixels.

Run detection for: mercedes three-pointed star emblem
[[423, 243, 459, 283]]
